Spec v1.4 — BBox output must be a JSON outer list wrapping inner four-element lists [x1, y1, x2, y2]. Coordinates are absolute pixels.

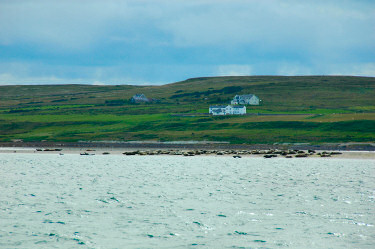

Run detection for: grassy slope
[[1, 76, 375, 144]]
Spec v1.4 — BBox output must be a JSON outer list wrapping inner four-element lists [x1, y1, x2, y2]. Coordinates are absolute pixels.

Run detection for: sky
[[0, 0, 374, 85]]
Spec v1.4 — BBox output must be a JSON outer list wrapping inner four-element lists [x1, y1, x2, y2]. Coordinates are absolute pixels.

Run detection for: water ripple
[[0, 154, 374, 248]]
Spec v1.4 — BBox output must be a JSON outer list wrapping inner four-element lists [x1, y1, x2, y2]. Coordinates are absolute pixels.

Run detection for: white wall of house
[[231, 106, 246, 115], [209, 105, 227, 115], [209, 105, 246, 115], [248, 95, 259, 105]]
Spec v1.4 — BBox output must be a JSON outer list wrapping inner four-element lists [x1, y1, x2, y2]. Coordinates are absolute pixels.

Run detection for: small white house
[[209, 105, 246, 115], [231, 94, 260, 105], [131, 94, 149, 103]]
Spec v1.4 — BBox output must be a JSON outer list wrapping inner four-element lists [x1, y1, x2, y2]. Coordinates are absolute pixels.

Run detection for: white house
[[231, 94, 260, 105], [231, 105, 247, 115], [209, 105, 246, 115], [131, 94, 150, 103], [209, 105, 228, 115]]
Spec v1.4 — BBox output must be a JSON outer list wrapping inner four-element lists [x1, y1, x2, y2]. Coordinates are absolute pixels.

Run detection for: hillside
[[1, 76, 375, 144]]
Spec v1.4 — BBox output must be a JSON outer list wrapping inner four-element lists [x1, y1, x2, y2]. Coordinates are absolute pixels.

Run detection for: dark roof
[[209, 105, 227, 108], [232, 105, 246, 108], [133, 94, 146, 98], [234, 94, 255, 99]]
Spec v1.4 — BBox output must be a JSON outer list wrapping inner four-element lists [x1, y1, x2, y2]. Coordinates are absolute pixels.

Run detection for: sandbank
[[1, 146, 374, 159]]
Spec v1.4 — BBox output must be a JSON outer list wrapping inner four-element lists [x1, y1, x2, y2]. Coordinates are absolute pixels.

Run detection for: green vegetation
[[1, 76, 374, 144]]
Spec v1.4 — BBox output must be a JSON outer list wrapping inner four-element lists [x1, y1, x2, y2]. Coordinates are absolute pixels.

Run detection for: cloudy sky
[[0, 0, 374, 85]]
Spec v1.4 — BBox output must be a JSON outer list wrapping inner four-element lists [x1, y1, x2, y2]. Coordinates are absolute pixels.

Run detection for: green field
[[1, 76, 375, 144]]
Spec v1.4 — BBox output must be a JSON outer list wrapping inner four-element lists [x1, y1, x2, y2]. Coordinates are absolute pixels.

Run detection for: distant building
[[209, 105, 246, 115], [231, 94, 260, 105], [230, 105, 247, 115], [209, 105, 227, 115], [131, 94, 150, 103]]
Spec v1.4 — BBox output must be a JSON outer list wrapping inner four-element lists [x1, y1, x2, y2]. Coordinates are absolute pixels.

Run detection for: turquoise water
[[0, 154, 374, 248]]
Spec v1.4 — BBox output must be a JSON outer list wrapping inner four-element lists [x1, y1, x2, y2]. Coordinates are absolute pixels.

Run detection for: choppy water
[[0, 154, 374, 248]]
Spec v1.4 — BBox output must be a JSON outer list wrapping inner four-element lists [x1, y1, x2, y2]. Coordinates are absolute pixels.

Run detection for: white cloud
[[1, 0, 373, 50], [0, 73, 84, 85], [0, 0, 374, 84], [274, 62, 375, 77], [329, 63, 375, 77], [216, 65, 252, 76], [0, 72, 161, 86], [92, 80, 105, 86], [276, 63, 313, 76], [357, 64, 375, 77], [0, 0, 140, 49], [159, 0, 375, 51], [0, 61, 168, 85]]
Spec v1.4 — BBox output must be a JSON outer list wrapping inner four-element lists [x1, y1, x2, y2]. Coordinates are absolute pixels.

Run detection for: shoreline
[[1, 141, 374, 151], [1, 146, 374, 160]]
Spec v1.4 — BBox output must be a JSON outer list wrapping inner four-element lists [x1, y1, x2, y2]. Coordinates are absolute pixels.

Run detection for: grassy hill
[[1, 76, 375, 144]]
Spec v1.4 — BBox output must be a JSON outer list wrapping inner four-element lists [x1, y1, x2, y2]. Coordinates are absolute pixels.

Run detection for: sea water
[[0, 154, 374, 248]]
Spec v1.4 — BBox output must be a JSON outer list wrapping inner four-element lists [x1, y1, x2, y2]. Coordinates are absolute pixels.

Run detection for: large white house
[[231, 94, 260, 105], [209, 105, 246, 115]]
